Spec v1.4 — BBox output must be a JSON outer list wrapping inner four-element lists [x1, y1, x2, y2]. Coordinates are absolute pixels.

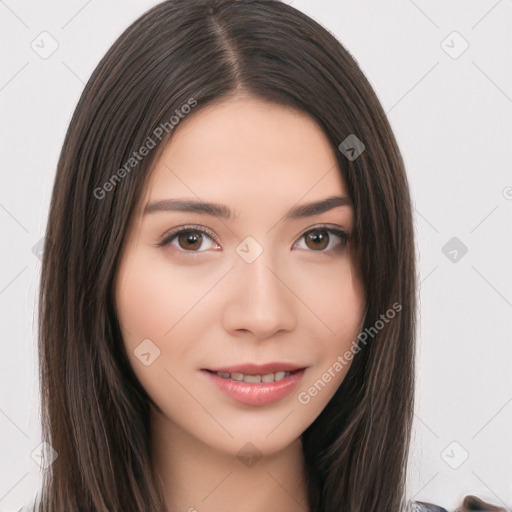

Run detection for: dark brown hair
[[35, 1, 416, 510]]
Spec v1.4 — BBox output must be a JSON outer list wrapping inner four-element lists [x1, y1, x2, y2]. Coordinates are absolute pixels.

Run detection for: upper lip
[[204, 362, 307, 374]]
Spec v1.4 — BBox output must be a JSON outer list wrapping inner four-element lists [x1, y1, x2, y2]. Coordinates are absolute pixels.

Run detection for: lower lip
[[202, 369, 306, 406]]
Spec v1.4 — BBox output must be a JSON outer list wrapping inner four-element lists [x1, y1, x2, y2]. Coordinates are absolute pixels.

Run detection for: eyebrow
[[144, 195, 352, 220]]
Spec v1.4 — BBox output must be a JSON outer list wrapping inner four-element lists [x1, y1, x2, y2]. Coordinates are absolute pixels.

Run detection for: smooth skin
[[114, 95, 366, 512]]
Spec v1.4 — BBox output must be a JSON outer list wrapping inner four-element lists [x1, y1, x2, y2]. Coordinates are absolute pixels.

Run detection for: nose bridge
[[221, 241, 297, 337], [243, 250, 282, 303]]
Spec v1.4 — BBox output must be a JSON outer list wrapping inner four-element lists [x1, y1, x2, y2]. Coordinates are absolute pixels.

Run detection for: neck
[[150, 406, 310, 512]]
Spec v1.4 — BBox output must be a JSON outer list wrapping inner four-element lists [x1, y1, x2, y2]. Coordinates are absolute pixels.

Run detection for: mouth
[[200, 365, 308, 406], [202, 367, 304, 384]]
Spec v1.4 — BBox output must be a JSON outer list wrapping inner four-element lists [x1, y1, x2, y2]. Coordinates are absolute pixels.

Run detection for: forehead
[[144, 96, 348, 212]]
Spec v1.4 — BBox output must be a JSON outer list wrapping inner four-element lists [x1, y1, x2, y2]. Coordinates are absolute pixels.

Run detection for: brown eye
[[177, 231, 203, 251], [295, 226, 348, 253], [158, 226, 219, 253], [304, 229, 330, 250]]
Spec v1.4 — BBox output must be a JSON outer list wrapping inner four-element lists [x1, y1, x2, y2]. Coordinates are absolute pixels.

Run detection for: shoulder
[[457, 494, 506, 511], [407, 494, 505, 512], [407, 501, 448, 512]]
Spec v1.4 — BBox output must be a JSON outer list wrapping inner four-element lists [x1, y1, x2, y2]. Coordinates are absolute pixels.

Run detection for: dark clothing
[[412, 494, 506, 512]]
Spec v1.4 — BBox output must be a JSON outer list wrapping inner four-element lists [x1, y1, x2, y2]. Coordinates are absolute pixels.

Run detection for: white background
[[1, 1, 511, 510]]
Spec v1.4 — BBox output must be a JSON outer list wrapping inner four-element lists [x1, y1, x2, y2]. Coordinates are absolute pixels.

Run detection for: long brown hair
[[35, 1, 416, 510]]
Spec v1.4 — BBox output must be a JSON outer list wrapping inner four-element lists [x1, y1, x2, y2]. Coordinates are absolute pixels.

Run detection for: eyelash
[[156, 224, 349, 255]]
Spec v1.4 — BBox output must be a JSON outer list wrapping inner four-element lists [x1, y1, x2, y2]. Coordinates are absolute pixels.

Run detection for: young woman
[[20, 1, 502, 511]]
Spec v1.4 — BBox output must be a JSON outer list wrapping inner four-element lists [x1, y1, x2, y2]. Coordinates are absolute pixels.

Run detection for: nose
[[221, 252, 298, 340]]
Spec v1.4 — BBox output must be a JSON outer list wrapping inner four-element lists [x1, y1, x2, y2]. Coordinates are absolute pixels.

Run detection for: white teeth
[[214, 370, 292, 383], [244, 374, 261, 383]]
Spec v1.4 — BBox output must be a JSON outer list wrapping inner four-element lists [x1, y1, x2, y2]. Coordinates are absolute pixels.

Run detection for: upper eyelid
[[159, 224, 219, 243]]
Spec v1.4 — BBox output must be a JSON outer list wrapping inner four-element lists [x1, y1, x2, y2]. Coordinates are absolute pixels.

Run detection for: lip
[[201, 368, 306, 406], [204, 362, 306, 374]]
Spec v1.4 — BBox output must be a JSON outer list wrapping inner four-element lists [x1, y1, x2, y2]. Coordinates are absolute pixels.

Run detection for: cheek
[[115, 248, 208, 341], [297, 263, 365, 398], [298, 259, 365, 339], [329, 275, 365, 359], [114, 250, 213, 397], [114, 248, 229, 379]]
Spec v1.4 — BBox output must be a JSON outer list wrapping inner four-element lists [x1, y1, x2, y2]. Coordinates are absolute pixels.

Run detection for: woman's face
[[114, 95, 366, 456]]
